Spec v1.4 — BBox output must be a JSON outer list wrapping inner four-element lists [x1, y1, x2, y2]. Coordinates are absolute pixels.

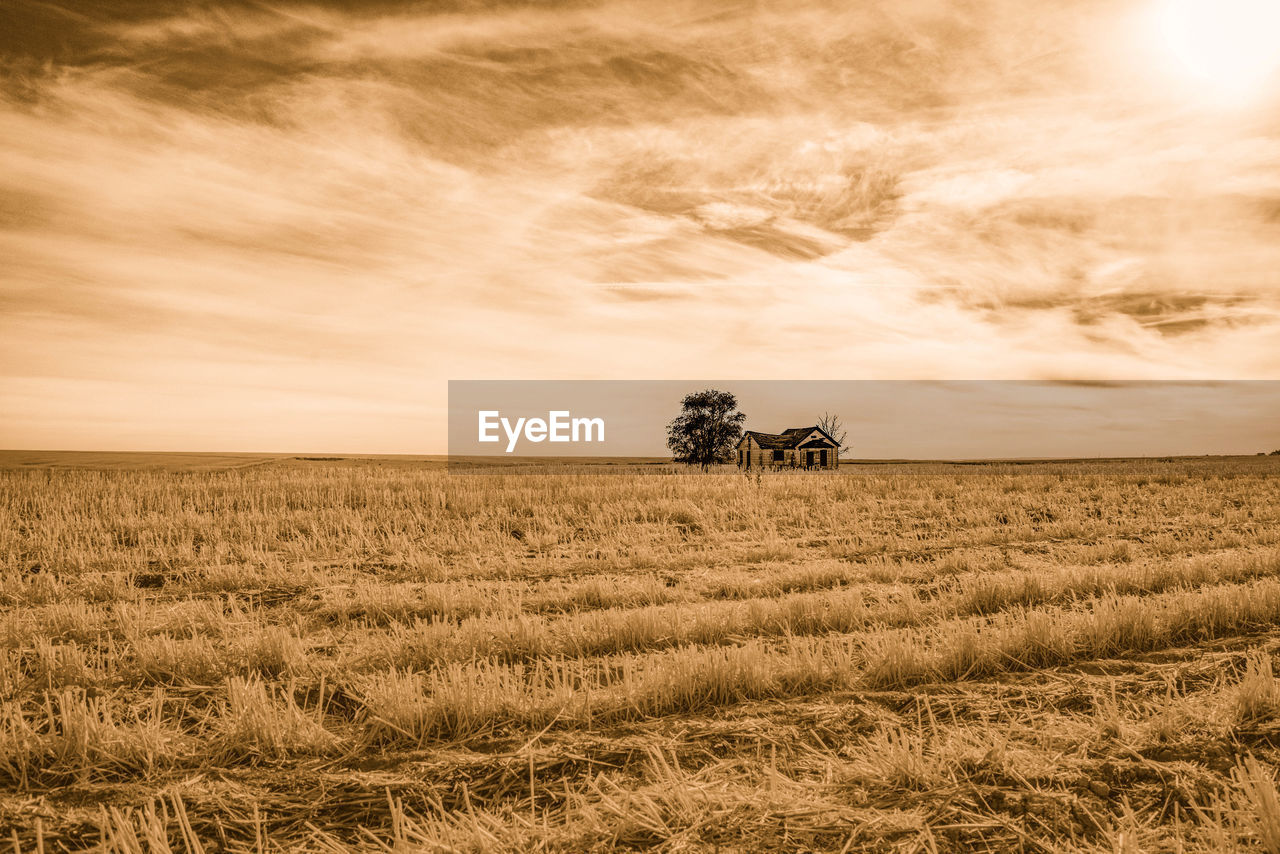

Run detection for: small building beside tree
[[736, 426, 840, 470]]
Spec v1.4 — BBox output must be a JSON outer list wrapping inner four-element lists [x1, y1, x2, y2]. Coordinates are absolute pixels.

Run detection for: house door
[[820, 449, 828, 467], [805, 451, 815, 467]]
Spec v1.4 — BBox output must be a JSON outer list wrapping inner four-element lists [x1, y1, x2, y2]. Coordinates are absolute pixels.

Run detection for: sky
[[2, 0, 1279, 453]]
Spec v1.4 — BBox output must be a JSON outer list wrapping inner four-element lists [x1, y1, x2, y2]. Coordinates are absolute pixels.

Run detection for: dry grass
[[2, 456, 1280, 850]]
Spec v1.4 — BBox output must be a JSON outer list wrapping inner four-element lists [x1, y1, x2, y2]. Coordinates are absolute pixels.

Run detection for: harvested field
[[3, 456, 1280, 851]]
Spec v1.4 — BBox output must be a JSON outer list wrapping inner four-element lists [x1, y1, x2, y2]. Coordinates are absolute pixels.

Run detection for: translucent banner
[[447, 380, 1280, 472]]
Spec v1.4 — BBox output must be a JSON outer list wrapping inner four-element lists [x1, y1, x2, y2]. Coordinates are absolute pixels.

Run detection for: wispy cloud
[[2, 0, 1278, 450]]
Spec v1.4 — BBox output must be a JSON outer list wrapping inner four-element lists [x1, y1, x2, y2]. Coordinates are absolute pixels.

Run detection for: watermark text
[[478, 410, 605, 453]]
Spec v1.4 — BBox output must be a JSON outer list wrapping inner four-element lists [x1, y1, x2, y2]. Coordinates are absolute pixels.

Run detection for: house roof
[[743, 426, 838, 450]]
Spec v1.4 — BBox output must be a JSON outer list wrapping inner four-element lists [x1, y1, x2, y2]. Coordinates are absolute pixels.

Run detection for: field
[[4, 455, 1280, 852]]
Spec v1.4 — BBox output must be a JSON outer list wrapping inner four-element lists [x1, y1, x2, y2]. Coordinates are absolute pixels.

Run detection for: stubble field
[[3, 455, 1280, 852]]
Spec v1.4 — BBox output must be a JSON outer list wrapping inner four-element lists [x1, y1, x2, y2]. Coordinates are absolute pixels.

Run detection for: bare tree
[[817, 411, 850, 454]]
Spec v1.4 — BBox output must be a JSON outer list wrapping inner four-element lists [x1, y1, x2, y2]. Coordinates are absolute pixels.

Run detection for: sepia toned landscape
[[6, 0, 1280, 849], [4, 453, 1280, 850]]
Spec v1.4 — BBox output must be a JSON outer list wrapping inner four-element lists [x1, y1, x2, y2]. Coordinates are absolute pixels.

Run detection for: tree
[[817, 411, 850, 454], [667, 389, 746, 468]]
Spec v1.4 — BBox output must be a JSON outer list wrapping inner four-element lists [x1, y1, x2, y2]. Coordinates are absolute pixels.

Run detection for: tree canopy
[[666, 389, 746, 468]]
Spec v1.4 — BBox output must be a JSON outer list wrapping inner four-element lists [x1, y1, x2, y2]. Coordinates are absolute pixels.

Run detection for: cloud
[[1, 0, 1279, 451]]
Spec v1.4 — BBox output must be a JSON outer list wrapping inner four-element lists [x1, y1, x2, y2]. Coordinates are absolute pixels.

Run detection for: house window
[[772, 449, 784, 462]]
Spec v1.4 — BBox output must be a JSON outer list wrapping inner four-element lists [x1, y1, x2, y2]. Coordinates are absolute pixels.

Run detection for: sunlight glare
[[1152, 0, 1280, 101]]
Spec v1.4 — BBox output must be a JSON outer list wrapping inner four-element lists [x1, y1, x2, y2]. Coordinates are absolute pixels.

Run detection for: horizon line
[[3, 449, 1275, 464]]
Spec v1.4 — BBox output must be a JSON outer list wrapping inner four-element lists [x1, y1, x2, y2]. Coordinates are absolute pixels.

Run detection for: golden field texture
[[4, 456, 1280, 851]]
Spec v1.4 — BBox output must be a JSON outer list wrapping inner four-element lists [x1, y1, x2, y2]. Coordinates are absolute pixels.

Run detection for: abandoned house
[[736, 426, 840, 470]]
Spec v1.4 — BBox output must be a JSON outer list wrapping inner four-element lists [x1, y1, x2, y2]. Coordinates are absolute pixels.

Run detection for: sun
[[1151, 0, 1280, 100]]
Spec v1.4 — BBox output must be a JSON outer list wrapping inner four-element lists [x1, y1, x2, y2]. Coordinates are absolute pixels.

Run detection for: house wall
[[798, 430, 839, 469], [736, 435, 770, 469], [736, 436, 839, 469], [799, 447, 837, 469], [736, 435, 774, 470]]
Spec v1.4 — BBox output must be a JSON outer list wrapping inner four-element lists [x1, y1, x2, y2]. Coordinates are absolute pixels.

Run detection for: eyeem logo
[[478, 410, 605, 453]]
